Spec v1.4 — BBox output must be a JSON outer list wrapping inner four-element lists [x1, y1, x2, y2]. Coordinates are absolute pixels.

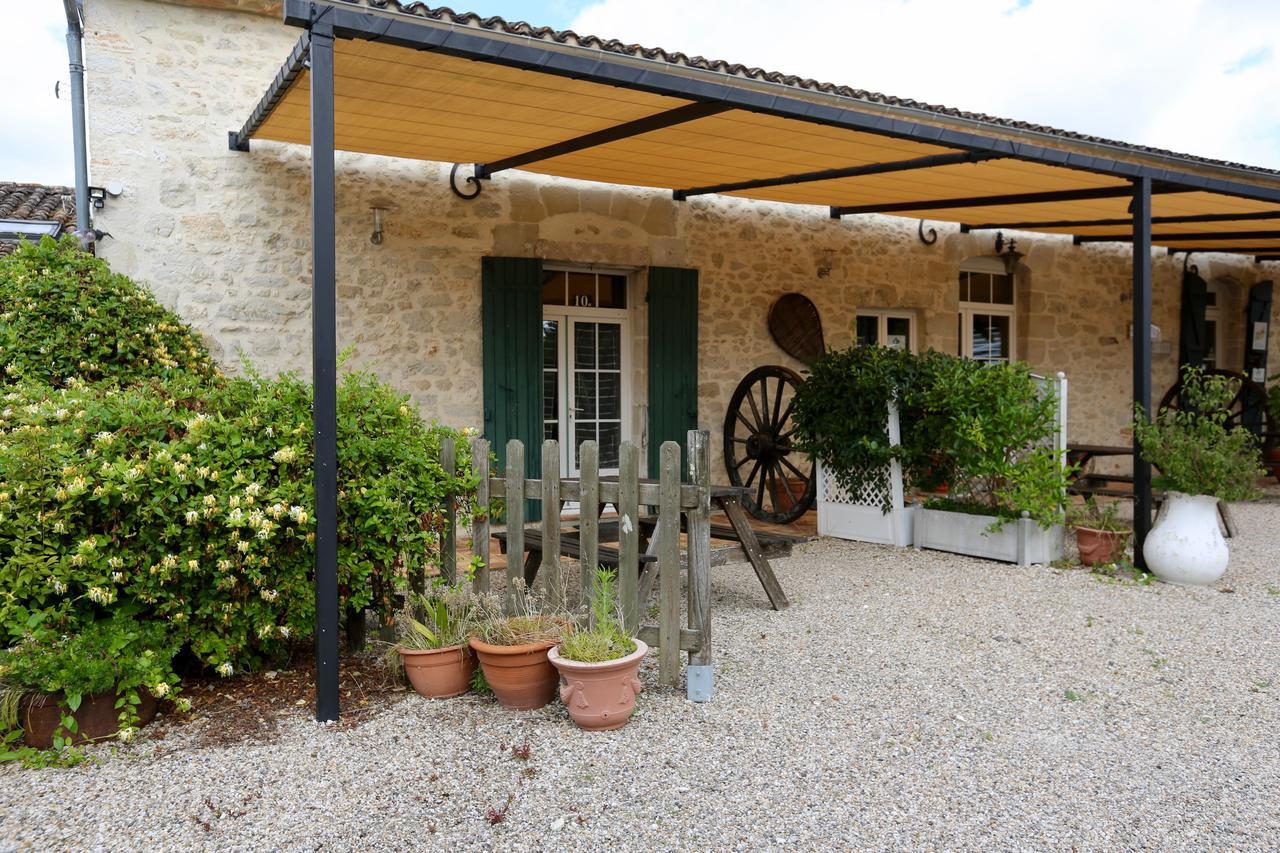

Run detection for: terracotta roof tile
[[0, 182, 77, 257], [341, 0, 1280, 179]]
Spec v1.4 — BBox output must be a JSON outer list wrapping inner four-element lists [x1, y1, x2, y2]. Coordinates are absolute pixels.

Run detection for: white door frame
[[542, 266, 633, 477]]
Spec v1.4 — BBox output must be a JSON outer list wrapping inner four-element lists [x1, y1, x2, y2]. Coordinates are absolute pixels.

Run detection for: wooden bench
[[491, 527, 658, 587]]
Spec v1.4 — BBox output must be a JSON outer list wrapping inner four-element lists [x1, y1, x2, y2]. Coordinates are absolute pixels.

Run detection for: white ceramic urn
[[1143, 492, 1228, 586]]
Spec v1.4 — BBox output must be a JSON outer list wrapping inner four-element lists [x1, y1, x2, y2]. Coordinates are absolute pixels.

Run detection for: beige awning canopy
[[236, 1, 1280, 260]]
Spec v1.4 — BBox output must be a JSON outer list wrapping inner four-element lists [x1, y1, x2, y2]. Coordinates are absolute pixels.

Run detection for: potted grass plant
[[1134, 366, 1267, 585], [392, 584, 477, 700], [548, 568, 647, 731], [469, 589, 570, 710], [1068, 497, 1130, 566]]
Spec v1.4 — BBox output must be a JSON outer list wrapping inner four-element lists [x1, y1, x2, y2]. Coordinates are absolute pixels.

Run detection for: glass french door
[[542, 319, 629, 477]]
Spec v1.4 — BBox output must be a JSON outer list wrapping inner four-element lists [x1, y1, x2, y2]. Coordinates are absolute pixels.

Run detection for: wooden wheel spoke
[[735, 411, 758, 434], [755, 467, 767, 510], [742, 458, 763, 487], [773, 398, 795, 437], [769, 378, 785, 431], [779, 455, 807, 481], [743, 392, 767, 434]]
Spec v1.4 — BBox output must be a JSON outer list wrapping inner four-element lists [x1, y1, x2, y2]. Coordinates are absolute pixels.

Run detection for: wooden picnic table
[[493, 479, 792, 610]]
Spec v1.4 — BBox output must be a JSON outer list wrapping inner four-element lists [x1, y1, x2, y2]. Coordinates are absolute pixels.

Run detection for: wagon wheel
[[723, 365, 815, 524], [1158, 368, 1276, 452]]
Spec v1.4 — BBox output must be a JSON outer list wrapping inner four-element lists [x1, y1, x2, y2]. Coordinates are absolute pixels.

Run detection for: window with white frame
[[958, 257, 1016, 364], [854, 309, 917, 352], [1203, 280, 1223, 370]]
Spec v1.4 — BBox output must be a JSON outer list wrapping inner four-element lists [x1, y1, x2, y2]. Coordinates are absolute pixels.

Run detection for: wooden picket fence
[[430, 430, 713, 696]]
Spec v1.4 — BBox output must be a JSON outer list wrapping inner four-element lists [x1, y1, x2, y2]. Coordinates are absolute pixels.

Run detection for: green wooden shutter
[[481, 256, 543, 519], [1178, 269, 1209, 370], [647, 266, 699, 477]]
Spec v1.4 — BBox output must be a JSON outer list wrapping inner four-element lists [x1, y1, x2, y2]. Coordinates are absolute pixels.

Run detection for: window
[[1203, 281, 1222, 370], [855, 310, 917, 351], [541, 268, 631, 475], [959, 258, 1016, 364]]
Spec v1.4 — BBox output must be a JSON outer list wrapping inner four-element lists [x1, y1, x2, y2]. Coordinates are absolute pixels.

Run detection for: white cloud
[[0, 4, 74, 186], [570, 0, 1280, 169]]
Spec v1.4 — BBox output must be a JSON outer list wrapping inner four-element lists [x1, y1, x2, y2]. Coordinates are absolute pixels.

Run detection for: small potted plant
[[0, 616, 182, 751], [1068, 497, 1130, 566], [548, 568, 647, 731], [392, 584, 477, 700], [469, 589, 570, 710], [1134, 366, 1267, 585]]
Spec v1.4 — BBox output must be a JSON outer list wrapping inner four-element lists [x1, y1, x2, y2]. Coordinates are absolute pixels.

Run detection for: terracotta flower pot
[[548, 640, 648, 731], [469, 637, 558, 710], [21, 689, 158, 749], [1265, 447, 1280, 482], [767, 476, 807, 508], [398, 643, 475, 699], [1075, 526, 1128, 567]]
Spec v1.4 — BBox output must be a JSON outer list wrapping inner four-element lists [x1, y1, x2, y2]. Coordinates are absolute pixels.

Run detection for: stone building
[[82, 0, 1280, 486]]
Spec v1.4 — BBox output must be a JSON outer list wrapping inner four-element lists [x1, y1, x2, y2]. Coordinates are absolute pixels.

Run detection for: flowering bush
[[0, 238, 216, 387], [0, 239, 480, 692], [0, 371, 476, 675]]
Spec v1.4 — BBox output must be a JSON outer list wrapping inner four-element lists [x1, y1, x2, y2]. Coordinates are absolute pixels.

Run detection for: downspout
[[62, 0, 90, 236]]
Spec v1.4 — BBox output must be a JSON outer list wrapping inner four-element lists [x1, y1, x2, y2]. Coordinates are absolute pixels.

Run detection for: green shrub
[[793, 347, 1070, 527], [0, 371, 477, 675], [1134, 366, 1265, 502], [0, 238, 216, 387]]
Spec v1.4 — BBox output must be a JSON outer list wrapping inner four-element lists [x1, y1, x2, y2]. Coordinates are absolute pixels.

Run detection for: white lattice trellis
[[816, 400, 913, 546]]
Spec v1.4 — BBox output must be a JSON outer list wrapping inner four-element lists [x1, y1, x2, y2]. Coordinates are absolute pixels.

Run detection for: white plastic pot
[[1143, 492, 1228, 586]]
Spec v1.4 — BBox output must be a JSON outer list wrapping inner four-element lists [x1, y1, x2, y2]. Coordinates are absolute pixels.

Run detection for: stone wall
[[85, 0, 1280, 480]]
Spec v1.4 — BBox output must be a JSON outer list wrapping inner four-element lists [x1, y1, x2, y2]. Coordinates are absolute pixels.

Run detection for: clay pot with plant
[[469, 590, 570, 710], [392, 585, 477, 700], [548, 568, 647, 732], [1068, 497, 1130, 567]]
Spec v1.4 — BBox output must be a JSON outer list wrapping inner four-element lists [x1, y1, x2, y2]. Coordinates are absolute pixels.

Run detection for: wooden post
[[541, 440, 562, 609], [686, 430, 713, 700], [618, 442, 640, 636], [440, 437, 457, 584], [505, 439, 525, 613], [578, 441, 600, 615], [657, 441, 681, 688], [471, 437, 490, 593]]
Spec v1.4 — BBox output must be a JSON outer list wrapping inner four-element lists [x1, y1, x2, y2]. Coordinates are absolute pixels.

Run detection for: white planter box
[[913, 507, 1064, 565]]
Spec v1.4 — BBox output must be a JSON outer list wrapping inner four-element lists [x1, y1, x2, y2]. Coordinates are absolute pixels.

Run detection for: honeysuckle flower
[[87, 586, 112, 604], [237, 540, 250, 553], [108, 556, 123, 569], [117, 726, 137, 743], [111, 571, 125, 583], [260, 589, 279, 603], [184, 510, 199, 525], [216, 559, 232, 571], [279, 626, 291, 639], [272, 446, 298, 464], [228, 496, 240, 509], [187, 560, 199, 572], [161, 554, 179, 569], [245, 482, 262, 496], [152, 682, 171, 698], [50, 578, 67, 594], [216, 662, 233, 677]]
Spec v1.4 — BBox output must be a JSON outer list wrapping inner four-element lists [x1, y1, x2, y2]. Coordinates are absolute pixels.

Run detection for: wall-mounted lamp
[[370, 207, 386, 245], [815, 248, 835, 278], [994, 231, 1024, 275]]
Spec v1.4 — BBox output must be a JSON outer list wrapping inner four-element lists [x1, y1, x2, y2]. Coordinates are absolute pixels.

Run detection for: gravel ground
[[2, 494, 1278, 851]]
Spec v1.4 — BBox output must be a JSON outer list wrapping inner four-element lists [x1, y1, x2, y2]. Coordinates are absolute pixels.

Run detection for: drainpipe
[[62, 0, 90, 236]]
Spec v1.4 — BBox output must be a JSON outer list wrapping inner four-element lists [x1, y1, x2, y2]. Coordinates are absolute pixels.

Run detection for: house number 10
[[573, 294, 594, 307]]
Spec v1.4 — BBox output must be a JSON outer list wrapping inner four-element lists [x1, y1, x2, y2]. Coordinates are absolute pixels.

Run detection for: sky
[[4, 0, 1279, 187]]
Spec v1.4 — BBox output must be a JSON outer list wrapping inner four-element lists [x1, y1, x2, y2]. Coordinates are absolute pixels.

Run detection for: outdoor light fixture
[[88, 186, 106, 209], [994, 231, 1024, 274], [370, 206, 386, 245]]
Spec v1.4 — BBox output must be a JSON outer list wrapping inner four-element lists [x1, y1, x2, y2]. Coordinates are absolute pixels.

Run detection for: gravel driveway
[[2, 495, 1278, 851]]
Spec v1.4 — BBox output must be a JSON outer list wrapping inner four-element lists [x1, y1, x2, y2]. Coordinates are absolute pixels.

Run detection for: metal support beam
[[963, 209, 1280, 232], [1257, 255, 1280, 263], [1163, 246, 1279, 256], [1075, 229, 1280, 244], [474, 102, 729, 179], [831, 183, 1183, 217], [1132, 177, 1153, 572], [673, 151, 1002, 200], [309, 11, 340, 723]]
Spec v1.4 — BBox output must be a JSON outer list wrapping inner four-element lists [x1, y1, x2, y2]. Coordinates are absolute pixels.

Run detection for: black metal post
[[1132, 177, 1153, 570], [309, 12, 340, 722]]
